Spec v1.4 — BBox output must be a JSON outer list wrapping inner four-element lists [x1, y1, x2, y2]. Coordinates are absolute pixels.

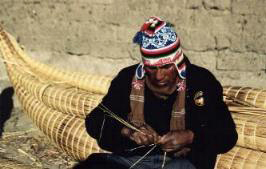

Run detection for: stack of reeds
[[0, 26, 109, 160], [1, 25, 266, 168], [215, 87, 266, 168]]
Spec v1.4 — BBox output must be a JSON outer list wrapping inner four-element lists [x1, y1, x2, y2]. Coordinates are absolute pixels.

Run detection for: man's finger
[[130, 131, 147, 145], [157, 133, 171, 144], [132, 134, 143, 145], [139, 134, 150, 145], [121, 127, 132, 137]]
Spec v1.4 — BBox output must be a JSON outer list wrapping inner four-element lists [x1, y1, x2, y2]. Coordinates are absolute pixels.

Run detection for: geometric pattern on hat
[[133, 16, 182, 61], [133, 16, 186, 80], [142, 26, 177, 50], [137, 16, 179, 57]]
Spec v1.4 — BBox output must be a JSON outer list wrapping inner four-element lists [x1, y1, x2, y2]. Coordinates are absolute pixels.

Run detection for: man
[[82, 17, 238, 169]]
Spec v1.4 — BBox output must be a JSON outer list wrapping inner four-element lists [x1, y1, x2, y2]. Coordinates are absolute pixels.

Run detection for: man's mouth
[[156, 81, 168, 86]]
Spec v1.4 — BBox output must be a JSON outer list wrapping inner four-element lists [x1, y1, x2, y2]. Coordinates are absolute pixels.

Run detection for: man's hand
[[121, 124, 159, 146], [157, 130, 194, 152]]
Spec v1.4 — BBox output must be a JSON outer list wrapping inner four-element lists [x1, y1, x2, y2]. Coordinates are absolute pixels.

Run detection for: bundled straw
[[9, 66, 103, 118], [231, 112, 266, 151], [13, 84, 104, 160], [229, 106, 266, 116], [223, 86, 266, 109], [215, 146, 266, 169]]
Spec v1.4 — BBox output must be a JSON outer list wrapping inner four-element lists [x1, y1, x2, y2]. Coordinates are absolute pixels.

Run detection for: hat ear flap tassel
[[133, 31, 144, 45], [175, 63, 186, 80], [136, 63, 145, 80]]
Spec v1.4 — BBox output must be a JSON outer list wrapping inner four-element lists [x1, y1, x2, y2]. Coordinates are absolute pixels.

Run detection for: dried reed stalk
[[223, 86, 266, 109], [8, 65, 103, 118], [231, 112, 266, 151], [13, 84, 104, 160], [215, 146, 266, 169], [229, 106, 266, 116], [0, 56, 103, 160]]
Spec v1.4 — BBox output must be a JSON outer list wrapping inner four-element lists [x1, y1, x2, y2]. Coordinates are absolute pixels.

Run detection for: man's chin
[[152, 85, 175, 95]]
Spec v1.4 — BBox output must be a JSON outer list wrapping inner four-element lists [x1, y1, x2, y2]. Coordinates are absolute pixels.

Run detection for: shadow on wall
[[0, 87, 14, 137]]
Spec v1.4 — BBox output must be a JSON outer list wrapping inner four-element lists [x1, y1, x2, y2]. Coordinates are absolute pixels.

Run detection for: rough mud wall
[[0, 0, 265, 91]]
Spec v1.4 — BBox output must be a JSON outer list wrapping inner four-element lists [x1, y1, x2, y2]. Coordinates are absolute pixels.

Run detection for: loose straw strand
[[98, 104, 163, 169], [161, 152, 167, 168], [98, 104, 145, 134], [99, 115, 106, 143], [129, 144, 157, 169]]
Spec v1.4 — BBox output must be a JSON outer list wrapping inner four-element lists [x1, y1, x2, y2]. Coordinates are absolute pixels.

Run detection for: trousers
[[74, 153, 196, 169]]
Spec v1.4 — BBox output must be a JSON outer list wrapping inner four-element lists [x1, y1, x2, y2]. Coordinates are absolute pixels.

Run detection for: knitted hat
[[133, 16, 186, 79]]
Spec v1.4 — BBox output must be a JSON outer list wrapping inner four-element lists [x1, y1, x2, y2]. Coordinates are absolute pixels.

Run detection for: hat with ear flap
[[133, 16, 186, 80]]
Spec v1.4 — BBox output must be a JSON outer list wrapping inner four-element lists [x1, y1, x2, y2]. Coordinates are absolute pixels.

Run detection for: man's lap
[[73, 153, 196, 169]]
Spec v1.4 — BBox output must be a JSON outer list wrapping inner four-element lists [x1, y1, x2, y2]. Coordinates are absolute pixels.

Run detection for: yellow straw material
[[215, 146, 266, 169], [231, 112, 266, 151], [223, 86, 266, 109]]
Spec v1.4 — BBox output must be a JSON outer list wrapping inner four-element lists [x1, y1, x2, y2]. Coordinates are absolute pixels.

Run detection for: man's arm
[[85, 69, 133, 152], [189, 78, 238, 154]]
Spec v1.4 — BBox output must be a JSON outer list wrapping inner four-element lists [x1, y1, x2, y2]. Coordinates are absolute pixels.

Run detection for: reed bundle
[[229, 106, 266, 116], [215, 146, 266, 169], [223, 86, 266, 109], [9, 66, 103, 118], [0, 27, 104, 160], [14, 85, 103, 160], [1, 25, 266, 168], [231, 112, 266, 151]]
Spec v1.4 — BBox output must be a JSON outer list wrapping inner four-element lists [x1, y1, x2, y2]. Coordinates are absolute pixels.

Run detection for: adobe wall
[[0, 0, 265, 92]]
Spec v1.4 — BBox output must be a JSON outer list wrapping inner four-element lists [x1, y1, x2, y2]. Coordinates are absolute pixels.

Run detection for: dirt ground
[[0, 87, 78, 169], [0, 129, 77, 169]]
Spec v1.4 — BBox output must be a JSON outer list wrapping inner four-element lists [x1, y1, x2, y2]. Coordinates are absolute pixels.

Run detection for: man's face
[[144, 63, 178, 95]]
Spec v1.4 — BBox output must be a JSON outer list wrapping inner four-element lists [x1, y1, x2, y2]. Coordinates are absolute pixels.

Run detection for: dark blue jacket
[[86, 59, 238, 169]]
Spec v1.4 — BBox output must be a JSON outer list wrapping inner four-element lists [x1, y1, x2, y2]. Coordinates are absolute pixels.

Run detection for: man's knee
[[164, 158, 196, 169], [73, 153, 128, 169]]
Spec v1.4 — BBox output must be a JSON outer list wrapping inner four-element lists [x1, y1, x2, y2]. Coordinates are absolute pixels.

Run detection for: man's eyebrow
[[146, 64, 172, 69], [145, 66, 158, 69], [161, 64, 172, 68]]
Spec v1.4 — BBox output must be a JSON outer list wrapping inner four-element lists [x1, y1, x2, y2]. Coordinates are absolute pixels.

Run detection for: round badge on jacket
[[194, 91, 205, 106]]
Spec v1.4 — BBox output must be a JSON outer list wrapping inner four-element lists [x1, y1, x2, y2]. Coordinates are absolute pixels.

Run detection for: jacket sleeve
[[85, 69, 135, 152], [189, 74, 238, 155]]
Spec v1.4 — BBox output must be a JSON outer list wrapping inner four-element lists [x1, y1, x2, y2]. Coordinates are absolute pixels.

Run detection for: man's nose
[[155, 69, 164, 81]]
